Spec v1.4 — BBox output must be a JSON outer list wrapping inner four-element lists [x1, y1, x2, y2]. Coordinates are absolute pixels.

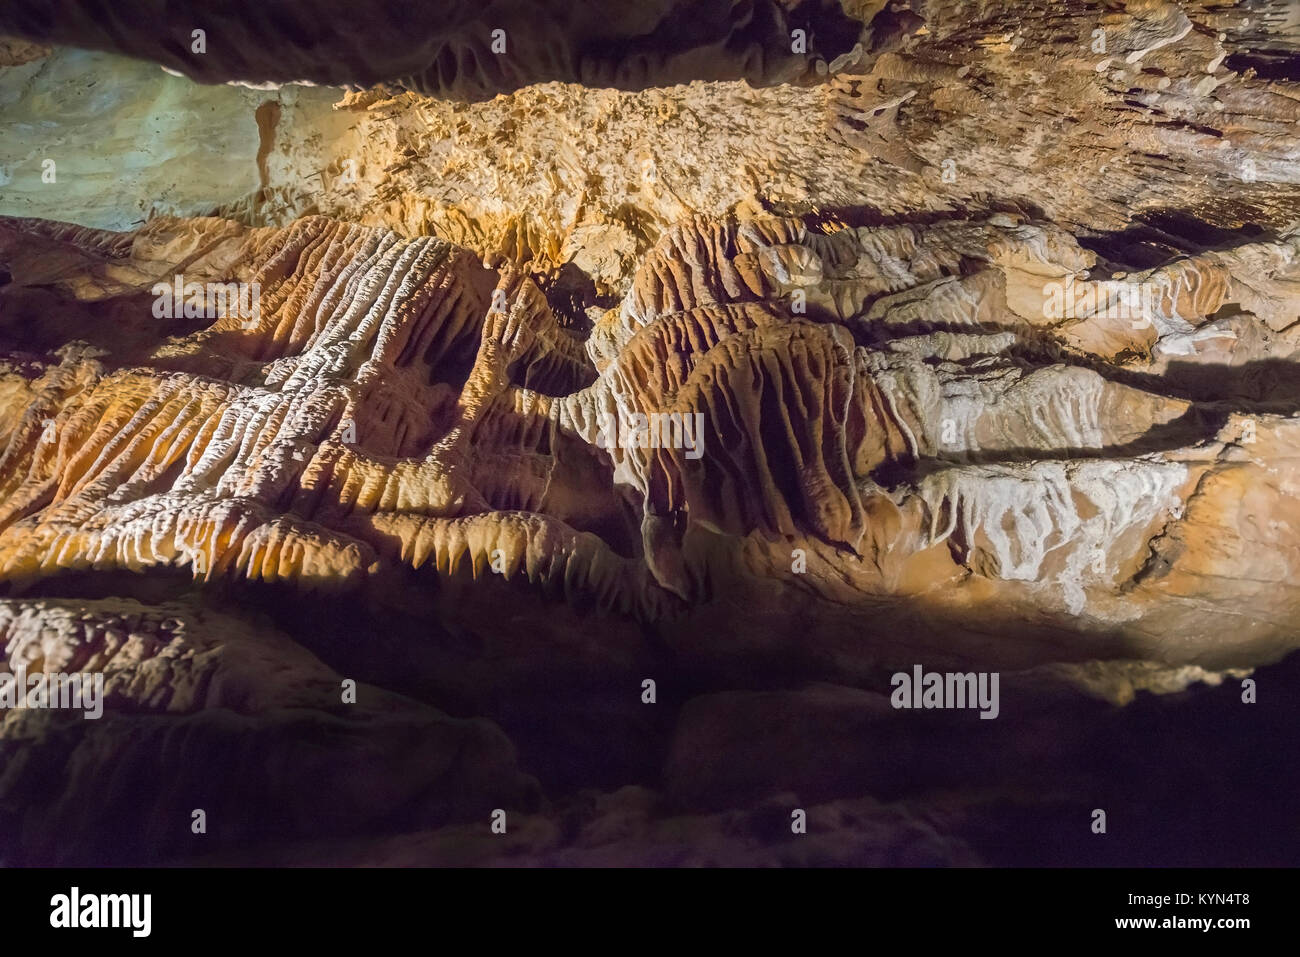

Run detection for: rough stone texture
[[0, 0, 1299, 866], [3, 211, 1297, 661], [0, 596, 537, 865]]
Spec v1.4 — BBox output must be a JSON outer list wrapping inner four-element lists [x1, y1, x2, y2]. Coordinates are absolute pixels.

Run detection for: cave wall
[[0, 0, 1298, 866]]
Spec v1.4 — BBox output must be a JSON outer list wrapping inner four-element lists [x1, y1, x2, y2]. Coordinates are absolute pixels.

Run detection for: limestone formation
[[0, 0, 1298, 867]]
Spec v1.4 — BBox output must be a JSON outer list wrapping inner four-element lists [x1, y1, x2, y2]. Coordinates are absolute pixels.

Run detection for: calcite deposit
[[0, 0, 1298, 866]]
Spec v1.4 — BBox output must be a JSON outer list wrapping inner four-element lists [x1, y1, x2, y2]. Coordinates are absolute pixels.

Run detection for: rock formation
[[0, 0, 1298, 866], [0, 0, 864, 98]]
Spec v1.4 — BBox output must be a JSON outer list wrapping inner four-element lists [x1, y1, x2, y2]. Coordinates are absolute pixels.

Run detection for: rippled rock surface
[[1, 0, 1299, 866]]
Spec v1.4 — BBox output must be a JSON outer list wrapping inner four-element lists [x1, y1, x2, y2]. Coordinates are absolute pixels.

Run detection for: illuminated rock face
[[1, 0, 1300, 867], [3, 211, 1300, 666]]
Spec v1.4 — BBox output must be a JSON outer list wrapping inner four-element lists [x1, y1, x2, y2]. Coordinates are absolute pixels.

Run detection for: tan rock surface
[[0, 0, 1298, 867], [3, 210, 1298, 668]]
